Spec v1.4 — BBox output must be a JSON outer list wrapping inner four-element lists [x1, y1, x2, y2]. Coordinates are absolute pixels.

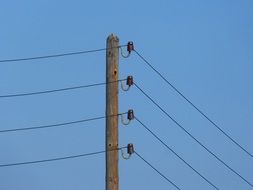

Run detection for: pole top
[[107, 33, 119, 42]]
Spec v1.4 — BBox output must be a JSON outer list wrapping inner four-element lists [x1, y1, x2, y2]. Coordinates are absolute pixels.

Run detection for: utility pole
[[105, 34, 119, 190]]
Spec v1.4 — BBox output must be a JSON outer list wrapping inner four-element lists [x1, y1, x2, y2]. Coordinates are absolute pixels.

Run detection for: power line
[[134, 82, 253, 188], [134, 151, 181, 190], [134, 49, 253, 158], [0, 79, 126, 98], [0, 147, 125, 168], [0, 113, 126, 133], [0, 45, 126, 63], [135, 116, 219, 190]]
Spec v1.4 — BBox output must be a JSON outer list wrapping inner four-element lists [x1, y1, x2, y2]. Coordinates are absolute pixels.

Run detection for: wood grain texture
[[106, 34, 119, 190]]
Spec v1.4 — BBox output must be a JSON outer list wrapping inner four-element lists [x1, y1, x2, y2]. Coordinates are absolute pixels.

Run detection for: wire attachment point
[[127, 41, 134, 53], [127, 109, 134, 120], [127, 143, 134, 154], [120, 109, 134, 125], [121, 143, 134, 160], [121, 76, 133, 91], [120, 41, 134, 58]]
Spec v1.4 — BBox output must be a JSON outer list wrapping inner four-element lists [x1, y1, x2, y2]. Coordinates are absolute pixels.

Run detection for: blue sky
[[0, 1, 252, 189]]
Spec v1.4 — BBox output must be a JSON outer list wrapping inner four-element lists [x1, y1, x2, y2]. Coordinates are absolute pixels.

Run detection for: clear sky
[[0, 1, 252, 190]]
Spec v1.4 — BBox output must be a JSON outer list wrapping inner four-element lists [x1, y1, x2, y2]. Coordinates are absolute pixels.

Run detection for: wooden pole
[[106, 34, 119, 190]]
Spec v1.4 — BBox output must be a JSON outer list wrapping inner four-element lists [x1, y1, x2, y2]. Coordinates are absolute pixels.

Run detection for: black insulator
[[127, 143, 134, 155], [127, 109, 134, 120], [126, 76, 133, 87], [127, 41, 134, 53]]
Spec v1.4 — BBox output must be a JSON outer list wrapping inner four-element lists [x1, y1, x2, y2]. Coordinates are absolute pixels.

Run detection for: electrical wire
[[135, 116, 219, 190], [0, 113, 126, 133], [134, 151, 181, 190], [134, 49, 253, 158], [0, 79, 126, 98], [134, 82, 253, 188], [0, 45, 127, 63], [0, 147, 126, 168]]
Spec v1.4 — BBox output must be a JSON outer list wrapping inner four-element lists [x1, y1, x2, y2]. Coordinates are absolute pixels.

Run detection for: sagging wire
[[120, 143, 182, 189]]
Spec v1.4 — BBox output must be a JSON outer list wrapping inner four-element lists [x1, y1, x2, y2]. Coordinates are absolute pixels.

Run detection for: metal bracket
[[121, 144, 134, 160], [120, 76, 133, 91], [120, 110, 134, 126], [120, 41, 134, 58]]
